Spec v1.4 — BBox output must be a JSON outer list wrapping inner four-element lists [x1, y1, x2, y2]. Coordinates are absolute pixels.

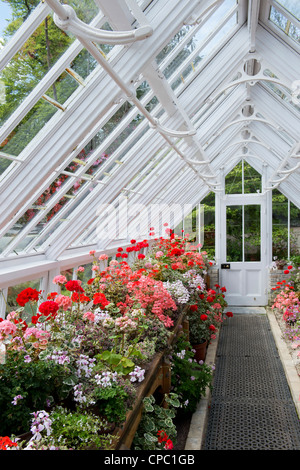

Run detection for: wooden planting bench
[[114, 310, 189, 450]]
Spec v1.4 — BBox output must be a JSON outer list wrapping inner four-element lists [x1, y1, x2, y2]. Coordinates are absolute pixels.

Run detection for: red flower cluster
[[38, 300, 59, 317], [71, 292, 91, 303], [284, 265, 293, 275], [190, 304, 198, 312], [0, 436, 18, 450], [93, 292, 110, 309], [124, 240, 149, 254], [65, 280, 84, 293], [168, 247, 184, 257], [157, 430, 173, 450], [16, 287, 40, 306]]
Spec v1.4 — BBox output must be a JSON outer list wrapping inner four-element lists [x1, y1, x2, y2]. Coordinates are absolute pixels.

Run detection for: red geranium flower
[[72, 292, 91, 303], [209, 324, 216, 331], [47, 292, 58, 300], [16, 288, 40, 306], [138, 253, 145, 259], [31, 313, 42, 324], [200, 314, 208, 321], [164, 439, 174, 450], [0, 436, 18, 450], [65, 280, 84, 293], [93, 292, 110, 309], [190, 304, 198, 312], [157, 430, 168, 443], [39, 300, 59, 317], [226, 311, 233, 317]]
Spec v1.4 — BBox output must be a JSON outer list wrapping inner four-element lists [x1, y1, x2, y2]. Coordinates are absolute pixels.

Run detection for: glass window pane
[[290, 201, 300, 256], [0, 0, 40, 47], [6, 278, 41, 320], [272, 189, 288, 260], [244, 162, 261, 194], [1, 98, 57, 156], [274, 0, 300, 20], [269, 5, 300, 44], [244, 205, 261, 261], [225, 161, 243, 194], [184, 206, 198, 243], [0, 14, 75, 127], [201, 192, 215, 258], [226, 205, 243, 261]]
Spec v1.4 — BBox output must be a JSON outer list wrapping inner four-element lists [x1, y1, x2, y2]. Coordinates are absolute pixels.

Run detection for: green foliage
[[48, 406, 117, 450], [93, 382, 135, 425], [98, 350, 136, 375], [132, 393, 180, 450], [0, 355, 73, 436], [171, 335, 213, 414]]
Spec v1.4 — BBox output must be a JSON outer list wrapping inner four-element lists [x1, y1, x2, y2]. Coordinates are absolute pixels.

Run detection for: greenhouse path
[[185, 308, 300, 451]]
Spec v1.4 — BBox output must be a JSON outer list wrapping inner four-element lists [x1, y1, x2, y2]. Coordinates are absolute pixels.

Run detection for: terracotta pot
[[192, 340, 208, 362]]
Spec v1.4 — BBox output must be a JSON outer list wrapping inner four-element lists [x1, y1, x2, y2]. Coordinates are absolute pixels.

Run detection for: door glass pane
[[226, 205, 243, 261], [244, 205, 261, 261]]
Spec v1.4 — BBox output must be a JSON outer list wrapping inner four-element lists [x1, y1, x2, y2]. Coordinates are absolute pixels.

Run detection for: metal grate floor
[[202, 314, 300, 450]]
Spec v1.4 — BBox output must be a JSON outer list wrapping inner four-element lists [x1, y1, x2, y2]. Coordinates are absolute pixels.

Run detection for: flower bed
[[271, 263, 300, 375], [0, 230, 231, 450]]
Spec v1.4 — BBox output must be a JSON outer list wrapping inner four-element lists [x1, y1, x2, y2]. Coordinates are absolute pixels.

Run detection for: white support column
[[46, 266, 61, 297], [0, 288, 8, 319]]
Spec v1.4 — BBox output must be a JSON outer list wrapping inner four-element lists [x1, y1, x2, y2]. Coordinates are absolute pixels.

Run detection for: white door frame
[[218, 192, 268, 306]]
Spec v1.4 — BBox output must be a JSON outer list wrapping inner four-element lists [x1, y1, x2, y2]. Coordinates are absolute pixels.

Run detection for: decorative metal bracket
[[149, 118, 196, 138], [49, 2, 153, 44]]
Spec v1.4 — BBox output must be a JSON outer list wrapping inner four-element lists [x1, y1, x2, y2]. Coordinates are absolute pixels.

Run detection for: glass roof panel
[[0, 13, 76, 127], [275, 0, 300, 20], [269, 2, 300, 44], [0, 0, 40, 45], [160, 0, 238, 91], [1, 97, 58, 156]]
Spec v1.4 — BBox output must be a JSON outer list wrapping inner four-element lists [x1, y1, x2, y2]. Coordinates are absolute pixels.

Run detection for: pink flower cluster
[[54, 294, 73, 311], [126, 275, 177, 327], [0, 320, 17, 340], [272, 285, 300, 322], [53, 275, 67, 285]]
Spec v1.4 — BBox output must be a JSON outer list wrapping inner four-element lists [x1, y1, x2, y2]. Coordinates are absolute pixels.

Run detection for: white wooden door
[[219, 194, 268, 306]]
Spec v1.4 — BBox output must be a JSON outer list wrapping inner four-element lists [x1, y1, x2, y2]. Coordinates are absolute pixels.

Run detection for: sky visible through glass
[[0, 1, 12, 39]]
